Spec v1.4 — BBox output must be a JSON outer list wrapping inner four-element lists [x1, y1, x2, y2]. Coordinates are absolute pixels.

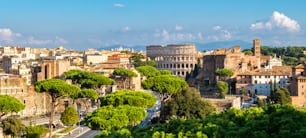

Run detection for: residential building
[[83, 54, 108, 65], [236, 66, 291, 96], [1, 55, 25, 73]]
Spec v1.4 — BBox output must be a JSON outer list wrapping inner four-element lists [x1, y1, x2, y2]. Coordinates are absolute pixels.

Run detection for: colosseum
[[146, 44, 198, 78]]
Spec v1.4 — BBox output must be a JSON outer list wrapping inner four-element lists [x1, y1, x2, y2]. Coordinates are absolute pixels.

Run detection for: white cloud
[[222, 30, 231, 40], [154, 29, 197, 42], [161, 29, 170, 41], [0, 27, 68, 46], [0, 28, 21, 41], [122, 26, 131, 32], [27, 36, 52, 45], [250, 11, 300, 32], [175, 25, 183, 31], [197, 32, 203, 40], [213, 26, 222, 30], [207, 27, 232, 41], [113, 3, 125, 8], [55, 36, 68, 44]]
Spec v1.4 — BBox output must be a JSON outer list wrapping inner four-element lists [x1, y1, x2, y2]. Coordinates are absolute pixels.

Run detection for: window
[[255, 80, 258, 84]]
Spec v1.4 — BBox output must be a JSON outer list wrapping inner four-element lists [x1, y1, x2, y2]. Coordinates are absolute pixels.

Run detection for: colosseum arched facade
[[146, 44, 198, 78]]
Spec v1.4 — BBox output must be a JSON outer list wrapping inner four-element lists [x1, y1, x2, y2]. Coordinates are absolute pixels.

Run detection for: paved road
[[139, 90, 161, 127], [77, 130, 101, 138], [60, 126, 91, 138]]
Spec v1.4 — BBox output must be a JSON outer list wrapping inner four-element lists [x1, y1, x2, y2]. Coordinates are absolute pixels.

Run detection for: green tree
[[270, 88, 292, 105], [64, 70, 115, 89], [136, 66, 159, 78], [0, 95, 25, 120], [25, 125, 48, 138], [101, 90, 156, 108], [217, 81, 228, 98], [77, 89, 99, 112], [243, 50, 253, 55], [140, 60, 158, 67], [60, 106, 79, 125], [35, 79, 81, 138], [112, 68, 138, 89], [162, 87, 215, 121], [257, 98, 265, 107], [2, 117, 25, 138], [215, 68, 234, 81], [85, 105, 146, 131], [142, 75, 188, 122], [129, 52, 158, 67], [127, 104, 306, 138], [157, 70, 172, 76], [241, 87, 247, 95], [142, 75, 188, 102], [129, 52, 145, 67], [259, 46, 306, 66], [64, 70, 113, 110]]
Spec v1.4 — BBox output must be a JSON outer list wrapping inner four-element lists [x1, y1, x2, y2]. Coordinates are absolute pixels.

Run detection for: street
[[77, 130, 101, 138], [60, 126, 91, 138], [139, 90, 161, 127]]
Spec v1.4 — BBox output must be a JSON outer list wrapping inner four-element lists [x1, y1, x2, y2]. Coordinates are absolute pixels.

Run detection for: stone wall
[[146, 44, 198, 78]]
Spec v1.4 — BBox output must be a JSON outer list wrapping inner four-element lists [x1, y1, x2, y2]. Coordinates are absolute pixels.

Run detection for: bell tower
[[253, 39, 261, 58]]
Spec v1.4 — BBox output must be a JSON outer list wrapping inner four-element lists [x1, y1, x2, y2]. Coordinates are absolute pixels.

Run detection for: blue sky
[[0, 0, 305, 50]]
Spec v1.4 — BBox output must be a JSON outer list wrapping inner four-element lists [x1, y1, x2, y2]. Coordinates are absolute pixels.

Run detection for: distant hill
[[97, 40, 253, 52], [194, 40, 253, 52]]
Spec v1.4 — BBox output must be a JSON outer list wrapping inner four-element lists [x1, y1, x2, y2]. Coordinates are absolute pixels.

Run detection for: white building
[[2, 56, 25, 73], [236, 66, 292, 96], [84, 54, 109, 65], [264, 55, 282, 69], [251, 72, 289, 95]]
